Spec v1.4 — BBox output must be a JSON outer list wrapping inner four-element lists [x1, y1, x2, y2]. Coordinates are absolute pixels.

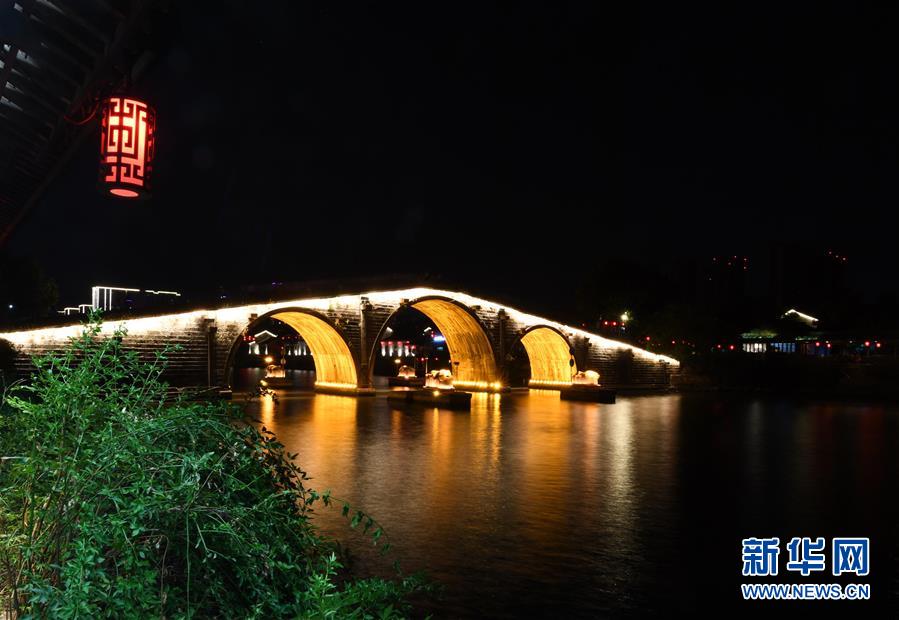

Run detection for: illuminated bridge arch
[[371, 295, 501, 390], [225, 307, 361, 392], [512, 325, 577, 388]]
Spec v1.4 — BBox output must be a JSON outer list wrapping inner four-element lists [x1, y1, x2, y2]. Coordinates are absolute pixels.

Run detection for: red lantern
[[99, 96, 156, 198]]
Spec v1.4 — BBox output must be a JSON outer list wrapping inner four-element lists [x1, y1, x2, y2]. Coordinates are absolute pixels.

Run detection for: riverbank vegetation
[[0, 321, 428, 618], [677, 353, 899, 399]]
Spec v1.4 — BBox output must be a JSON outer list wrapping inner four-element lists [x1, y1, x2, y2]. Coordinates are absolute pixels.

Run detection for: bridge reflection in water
[[241, 389, 899, 616], [243, 386, 679, 617]]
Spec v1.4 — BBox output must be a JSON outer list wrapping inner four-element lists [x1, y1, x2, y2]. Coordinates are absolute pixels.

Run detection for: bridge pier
[[496, 309, 508, 384], [205, 318, 217, 387], [358, 297, 373, 389], [574, 335, 590, 372]]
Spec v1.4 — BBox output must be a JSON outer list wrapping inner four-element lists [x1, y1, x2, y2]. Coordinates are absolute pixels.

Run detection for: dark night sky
[[6, 1, 899, 308]]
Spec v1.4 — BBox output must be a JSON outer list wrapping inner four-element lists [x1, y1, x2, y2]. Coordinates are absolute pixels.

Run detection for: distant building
[[91, 286, 181, 312], [233, 323, 314, 371], [379, 340, 417, 358], [739, 308, 891, 357], [57, 286, 183, 316]]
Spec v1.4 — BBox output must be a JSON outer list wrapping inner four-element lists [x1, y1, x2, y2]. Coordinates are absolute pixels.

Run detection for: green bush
[[0, 321, 428, 618]]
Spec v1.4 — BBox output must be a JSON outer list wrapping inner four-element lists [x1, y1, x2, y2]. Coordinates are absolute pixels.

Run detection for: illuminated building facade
[[739, 308, 893, 357], [91, 286, 181, 312]]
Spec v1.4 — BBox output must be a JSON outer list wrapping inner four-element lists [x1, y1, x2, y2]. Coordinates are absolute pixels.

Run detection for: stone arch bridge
[[0, 287, 678, 394]]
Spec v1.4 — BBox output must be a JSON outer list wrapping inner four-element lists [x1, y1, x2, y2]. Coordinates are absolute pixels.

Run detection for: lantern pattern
[[99, 96, 155, 198]]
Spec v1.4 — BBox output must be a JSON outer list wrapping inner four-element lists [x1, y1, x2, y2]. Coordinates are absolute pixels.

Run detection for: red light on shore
[[99, 96, 155, 199], [864, 341, 871, 347]]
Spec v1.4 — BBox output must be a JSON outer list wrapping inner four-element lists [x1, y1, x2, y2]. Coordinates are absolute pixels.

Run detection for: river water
[[238, 370, 899, 617]]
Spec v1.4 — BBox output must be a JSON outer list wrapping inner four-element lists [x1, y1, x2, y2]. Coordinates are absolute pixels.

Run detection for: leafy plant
[[0, 319, 429, 618]]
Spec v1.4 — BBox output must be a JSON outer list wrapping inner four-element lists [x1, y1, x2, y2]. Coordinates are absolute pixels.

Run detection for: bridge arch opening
[[368, 305, 450, 383], [509, 326, 576, 389], [226, 308, 359, 392], [370, 296, 501, 390]]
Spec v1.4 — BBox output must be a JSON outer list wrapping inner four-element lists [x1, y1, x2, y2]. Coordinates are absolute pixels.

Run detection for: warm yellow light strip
[[528, 379, 573, 388], [314, 381, 360, 392], [0, 311, 210, 346], [453, 380, 504, 392]]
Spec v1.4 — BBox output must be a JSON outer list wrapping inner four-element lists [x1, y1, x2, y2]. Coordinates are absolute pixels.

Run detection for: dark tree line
[[0, 254, 58, 326]]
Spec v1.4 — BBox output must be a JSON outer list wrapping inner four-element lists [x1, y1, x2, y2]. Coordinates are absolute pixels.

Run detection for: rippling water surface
[[238, 370, 899, 617]]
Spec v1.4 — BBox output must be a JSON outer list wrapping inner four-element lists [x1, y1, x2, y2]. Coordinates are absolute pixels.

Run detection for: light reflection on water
[[236, 370, 899, 616]]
